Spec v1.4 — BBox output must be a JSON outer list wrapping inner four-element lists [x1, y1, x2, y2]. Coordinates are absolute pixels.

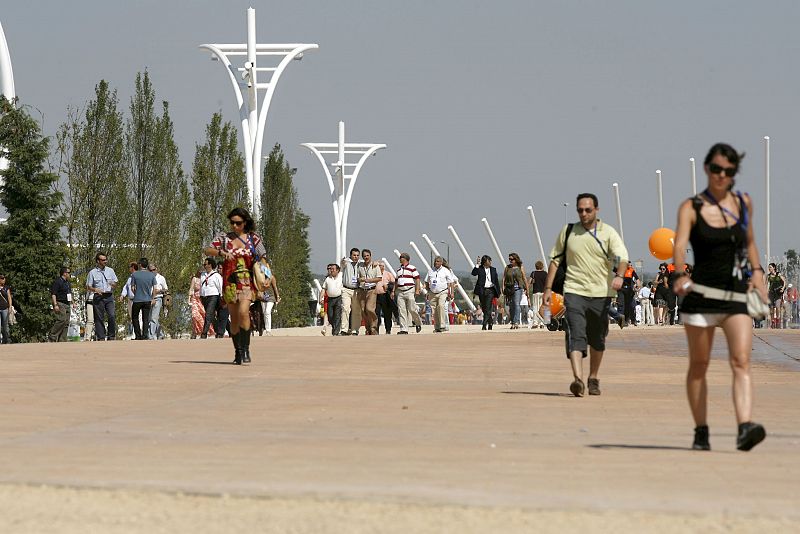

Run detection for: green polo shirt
[[549, 219, 628, 298]]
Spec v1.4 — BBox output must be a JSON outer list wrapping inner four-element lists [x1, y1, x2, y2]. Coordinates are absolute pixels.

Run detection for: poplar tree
[[0, 96, 68, 342], [260, 143, 313, 327], [187, 112, 248, 256], [55, 80, 130, 272]]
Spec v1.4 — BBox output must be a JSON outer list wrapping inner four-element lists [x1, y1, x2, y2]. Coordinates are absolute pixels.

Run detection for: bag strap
[[553, 224, 575, 263]]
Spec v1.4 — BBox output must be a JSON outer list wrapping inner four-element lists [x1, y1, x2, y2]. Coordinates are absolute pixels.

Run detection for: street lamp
[[301, 121, 386, 261], [199, 8, 318, 217], [562, 202, 569, 224], [0, 20, 16, 185]]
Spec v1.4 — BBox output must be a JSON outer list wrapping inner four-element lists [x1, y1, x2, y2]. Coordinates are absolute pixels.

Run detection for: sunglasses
[[577, 208, 594, 214], [229, 219, 245, 226], [708, 163, 737, 177]]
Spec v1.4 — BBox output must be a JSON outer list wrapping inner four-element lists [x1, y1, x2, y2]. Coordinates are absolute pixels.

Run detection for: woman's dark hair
[[769, 262, 778, 272], [228, 207, 256, 233], [481, 255, 492, 267], [509, 252, 522, 266], [704, 143, 744, 167]]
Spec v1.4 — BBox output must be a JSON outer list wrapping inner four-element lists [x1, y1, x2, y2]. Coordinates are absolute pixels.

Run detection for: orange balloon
[[550, 292, 565, 316], [649, 227, 675, 260]]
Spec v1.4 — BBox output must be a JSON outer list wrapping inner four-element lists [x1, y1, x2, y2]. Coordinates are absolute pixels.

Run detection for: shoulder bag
[[551, 224, 574, 294]]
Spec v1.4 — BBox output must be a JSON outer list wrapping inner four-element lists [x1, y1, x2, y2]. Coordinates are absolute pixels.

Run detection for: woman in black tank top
[[672, 143, 768, 452]]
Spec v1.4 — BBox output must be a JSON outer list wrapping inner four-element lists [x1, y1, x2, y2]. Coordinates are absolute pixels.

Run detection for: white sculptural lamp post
[[302, 121, 386, 260], [0, 19, 16, 183], [200, 8, 317, 217], [422, 233, 476, 312]]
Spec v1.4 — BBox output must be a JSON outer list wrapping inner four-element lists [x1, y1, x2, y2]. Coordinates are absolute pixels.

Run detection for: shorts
[[655, 299, 667, 308], [563, 294, 611, 358], [682, 312, 740, 328]]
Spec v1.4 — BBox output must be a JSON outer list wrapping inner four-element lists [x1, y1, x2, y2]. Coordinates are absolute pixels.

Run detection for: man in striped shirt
[[395, 252, 422, 334]]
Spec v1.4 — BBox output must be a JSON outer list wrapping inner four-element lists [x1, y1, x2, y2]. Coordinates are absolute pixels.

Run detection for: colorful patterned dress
[[209, 232, 268, 304]]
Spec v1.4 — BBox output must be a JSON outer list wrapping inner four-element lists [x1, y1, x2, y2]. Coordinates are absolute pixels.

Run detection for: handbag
[[237, 233, 270, 292], [8, 307, 17, 325], [550, 224, 574, 294], [746, 289, 770, 320]]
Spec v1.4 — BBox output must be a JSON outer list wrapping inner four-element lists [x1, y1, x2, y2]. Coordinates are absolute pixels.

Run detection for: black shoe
[[692, 425, 710, 451], [241, 327, 251, 363], [415, 324, 421, 333], [200, 334, 208, 339], [231, 331, 242, 365], [351, 331, 359, 336], [617, 316, 625, 330], [736, 422, 766, 451], [386, 329, 391, 335], [569, 378, 585, 397], [339, 331, 349, 336], [397, 331, 409, 335]]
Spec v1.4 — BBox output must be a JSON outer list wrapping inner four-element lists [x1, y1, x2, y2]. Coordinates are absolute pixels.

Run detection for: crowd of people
[[0, 143, 786, 452]]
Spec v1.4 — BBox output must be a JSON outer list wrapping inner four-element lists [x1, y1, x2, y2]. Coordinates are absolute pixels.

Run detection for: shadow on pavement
[[501, 391, 574, 398], [169, 360, 235, 365], [587, 444, 690, 451]]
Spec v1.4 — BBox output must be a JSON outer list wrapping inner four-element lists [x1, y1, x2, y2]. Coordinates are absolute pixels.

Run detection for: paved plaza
[[1, 327, 798, 532]]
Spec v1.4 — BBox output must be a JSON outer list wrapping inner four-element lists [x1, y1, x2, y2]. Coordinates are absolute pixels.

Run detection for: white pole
[[381, 258, 397, 277], [765, 136, 770, 264], [0, 20, 15, 182], [337, 121, 346, 259], [481, 218, 505, 266], [656, 169, 664, 228], [393, 249, 401, 259], [246, 8, 259, 212], [689, 157, 697, 196], [448, 225, 475, 269], [410, 241, 432, 273], [611, 183, 624, 241], [526, 206, 546, 264], [421, 234, 475, 311]]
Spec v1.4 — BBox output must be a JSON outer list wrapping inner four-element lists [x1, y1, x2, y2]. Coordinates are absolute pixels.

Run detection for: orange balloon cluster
[[649, 227, 675, 260]]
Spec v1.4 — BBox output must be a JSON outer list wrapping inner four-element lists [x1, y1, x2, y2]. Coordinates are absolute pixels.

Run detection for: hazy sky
[[3, 1, 799, 274]]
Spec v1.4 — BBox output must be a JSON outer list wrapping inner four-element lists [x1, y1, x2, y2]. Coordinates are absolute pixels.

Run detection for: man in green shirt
[[544, 193, 628, 397]]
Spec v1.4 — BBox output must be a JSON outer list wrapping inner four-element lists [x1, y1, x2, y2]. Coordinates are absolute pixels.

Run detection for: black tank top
[[680, 194, 748, 314]]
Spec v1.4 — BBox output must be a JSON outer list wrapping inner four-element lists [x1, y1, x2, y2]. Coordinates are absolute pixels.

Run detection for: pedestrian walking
[[48, 267, 72, 342]]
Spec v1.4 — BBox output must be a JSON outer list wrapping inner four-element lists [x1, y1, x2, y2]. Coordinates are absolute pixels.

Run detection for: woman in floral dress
[[204, 207, 267, 364]]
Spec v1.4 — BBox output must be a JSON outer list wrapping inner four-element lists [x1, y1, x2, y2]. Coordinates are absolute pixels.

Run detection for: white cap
[[789, 283, 793, 288]]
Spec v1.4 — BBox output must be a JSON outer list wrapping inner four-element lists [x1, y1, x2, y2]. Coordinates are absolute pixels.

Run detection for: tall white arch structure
[[302, 121, 386, 260], [199, 8, 317, 217], [0, 19, 15, 182]]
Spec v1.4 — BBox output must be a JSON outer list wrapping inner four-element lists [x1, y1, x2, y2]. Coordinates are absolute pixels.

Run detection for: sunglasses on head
[[708, 163, 737, 177]]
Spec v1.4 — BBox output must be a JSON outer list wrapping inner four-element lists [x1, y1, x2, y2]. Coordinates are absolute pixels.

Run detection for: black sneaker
[[692, 425, 710, 451], [415, 324, 422, 333], [397, 331, 409, 335], [736, 422, 766, 451]]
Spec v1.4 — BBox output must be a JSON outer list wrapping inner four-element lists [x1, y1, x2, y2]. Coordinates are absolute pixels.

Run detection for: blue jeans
[[510, 288, 523, 324], [0, 309, 9, 343], [149, 297, 163, 339]]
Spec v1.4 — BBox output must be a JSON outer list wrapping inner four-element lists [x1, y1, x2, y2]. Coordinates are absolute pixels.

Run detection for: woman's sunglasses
[[229, 219, 245, 226], [708, 163, 737, 177]]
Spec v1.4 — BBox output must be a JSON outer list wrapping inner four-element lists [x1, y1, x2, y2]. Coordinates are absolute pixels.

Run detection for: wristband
[[752, 266, 764, 272]]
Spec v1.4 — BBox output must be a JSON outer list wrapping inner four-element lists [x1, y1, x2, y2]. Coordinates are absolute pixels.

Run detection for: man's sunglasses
[[708, 163, 737, 177], [577, 208, 594, 214]]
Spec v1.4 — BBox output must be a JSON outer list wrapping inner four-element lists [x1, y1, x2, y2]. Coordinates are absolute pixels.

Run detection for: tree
[[0, 96, 69, 342], [785, 249, 798, 284], [260, 143, 313, 327], [124, 72, 191, 337], [55, 79, 131, 275], [187, 112, 248, 258]]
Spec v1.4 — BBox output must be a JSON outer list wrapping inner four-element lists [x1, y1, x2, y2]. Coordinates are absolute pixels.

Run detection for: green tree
[[260, 143, 313, 327], [187, 112, 248, 257], [124, 73, 191, 337], [55, 79, 131, 274], [0, 96, 69, 342], [785, 249, 798, 283]]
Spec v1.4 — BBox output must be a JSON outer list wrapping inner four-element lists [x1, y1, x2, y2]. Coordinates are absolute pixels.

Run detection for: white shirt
[[638, 286, 651, 300], [322, 273, 343, 298], [484, 267, 493, 288], [199, 271, 222, 297], [425, 267, 455, 294], [121, 276, 134, 299], [153, 273, 168, 297]]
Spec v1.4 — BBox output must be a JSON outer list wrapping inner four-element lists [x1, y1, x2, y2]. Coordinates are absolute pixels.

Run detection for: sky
[[3, 0, 799, 275]]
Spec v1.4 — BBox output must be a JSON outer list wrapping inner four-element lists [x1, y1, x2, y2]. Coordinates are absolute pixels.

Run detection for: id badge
[[66, 293, 73, 302], [432, 279, 437, 288], [351, 276, 357, 286]]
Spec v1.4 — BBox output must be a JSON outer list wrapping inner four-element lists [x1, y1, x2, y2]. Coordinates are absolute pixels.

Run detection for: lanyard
[[702, 189, 746, 227]]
